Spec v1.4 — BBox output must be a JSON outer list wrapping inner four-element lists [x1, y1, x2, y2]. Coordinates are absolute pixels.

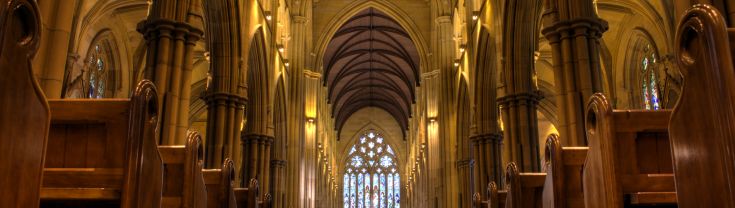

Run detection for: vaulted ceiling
[[324, 8, 420, 138]]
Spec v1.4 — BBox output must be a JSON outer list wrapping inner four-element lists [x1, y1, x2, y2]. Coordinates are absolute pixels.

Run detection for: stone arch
[[313, 0, 429, 74], [64, 29, 123, 98]]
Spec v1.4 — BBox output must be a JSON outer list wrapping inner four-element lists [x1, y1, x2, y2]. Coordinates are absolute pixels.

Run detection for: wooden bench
[[473, 182, 506, 208], [504, 162, 546, 208], [672, 4, 735, 207], [541, 134, 587, 208], [234, 179, 262, 208], [40, 80, 163, 207], [203, 158, 238, 208], [584, 93, 676, 208], [159, 131, 207, 208], [0, 0, 48, 207]]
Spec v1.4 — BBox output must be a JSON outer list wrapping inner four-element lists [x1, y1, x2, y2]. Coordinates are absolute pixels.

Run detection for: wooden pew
[[40, 80, 163, 207], [204, 158, 237, 208], [672, 4, 735, 207], [0, 0, 49, 207], [234, 179, 259, 208], [584, 93, 676, 208], [504, 162, 545, 208], [159, 131, 207, 208], [473, 182, 506, 208], [541, 134, 587, 208]]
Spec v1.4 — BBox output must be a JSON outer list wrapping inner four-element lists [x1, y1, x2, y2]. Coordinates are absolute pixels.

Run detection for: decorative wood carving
[[672, 3, 735, 207], [0, 0, 47, 207]]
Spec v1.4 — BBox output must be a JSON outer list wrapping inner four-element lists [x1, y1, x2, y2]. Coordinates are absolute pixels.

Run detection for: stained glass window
[[343, 130, 400, 207], [641, 44, 661, 110], [65, 31, 117, 98]]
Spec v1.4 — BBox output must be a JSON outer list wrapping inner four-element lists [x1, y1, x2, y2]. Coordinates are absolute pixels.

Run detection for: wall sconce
[[428, 117, 437, 123], [453, 60, 460, 67], [306, 117, 315, 123], [265, 11, 272, 21], [472, 11, 479, 21], [459, 44, 466, 53], [277, 44, 284, 53], [421, 143, 426, 149], [283, 59, 290, 67]]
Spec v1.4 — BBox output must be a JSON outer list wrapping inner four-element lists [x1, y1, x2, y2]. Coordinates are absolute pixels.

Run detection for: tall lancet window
[[640, 44, 660, 110], [65, 30, 117, 98], [343, 130, 400, 208]]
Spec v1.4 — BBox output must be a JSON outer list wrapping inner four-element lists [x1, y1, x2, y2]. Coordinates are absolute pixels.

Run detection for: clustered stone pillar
[[435, 14, 458, 207], [286, 13, 309, 206], [541, 0, 607, 146], [470, 133, 502, 193], [242, 134, 273, 192], [498, 92, 542, 172], [472, 27, 504, 193], [498, 0, 543, 172], [201, 0, 246, 170], [138, 0, 205, 145], [34, 0, 79, 98], [270, 159, 286, 208]]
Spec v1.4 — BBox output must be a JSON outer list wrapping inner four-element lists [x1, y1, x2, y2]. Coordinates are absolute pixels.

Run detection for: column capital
[[456, 159, 475, 168], [497, 90, 543, 107], [202, 92, 247, 106], [435, 15, 452, 24], [293, 15, 309, 24], [137, 18, 204, 42], [241, 133, 275, 144], [541, 17, 608, 43], [470, 132, 503, 144]]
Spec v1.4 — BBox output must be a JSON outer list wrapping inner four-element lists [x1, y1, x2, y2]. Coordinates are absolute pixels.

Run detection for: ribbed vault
[[324, 8, 420, 137]]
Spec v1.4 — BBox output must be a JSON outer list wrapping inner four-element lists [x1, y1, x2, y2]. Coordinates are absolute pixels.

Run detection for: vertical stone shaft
[[201, 0, 246, 169], [541, 0, 607, 146], [472, 28, 503, 198], [286, 10, 310, 206], [139, 0, 204, 145], [34, 0, 79, 98], [434, 15, 458, 208], [498, 0, 543, 172]]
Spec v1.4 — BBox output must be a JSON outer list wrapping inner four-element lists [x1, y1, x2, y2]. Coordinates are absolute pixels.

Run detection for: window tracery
[[64, 31, 116, 98], [343, 130, 400, 208]]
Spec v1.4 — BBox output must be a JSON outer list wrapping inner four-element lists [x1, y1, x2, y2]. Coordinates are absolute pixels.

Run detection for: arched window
[[65, 31, 117, 98], [343, 130, 400, 208], [640, 44, 660, 110]]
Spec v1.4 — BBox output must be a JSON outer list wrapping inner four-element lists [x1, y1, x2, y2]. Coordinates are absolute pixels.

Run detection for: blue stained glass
[[372, 174, 379, 207], [394, 174, 400, 207], [641, 44, 661, 110], [358, 174, 363, 208], [343, 130, 400, 208], [380, 174, 386, 208], [344, 174, 350, 208], [351, 174, 356, 208], [387, 174, 393, 208], [364, 174, 370, 207]]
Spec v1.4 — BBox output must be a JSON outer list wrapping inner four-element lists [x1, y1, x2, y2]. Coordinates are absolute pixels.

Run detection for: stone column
[[541, 0, 607, 146], [138, 0, 205, 145], [242, 134, 273, 192], [470, 133, 502, 197], [199, 0, 246, 169], [456, 159, 474, 208], [472, 24, 504, 194], [435, 14, 458, 208], [498, 0, 543, 172], [34, 0, 79, 98], [286, 14, 309, 207], [270, 159, 286, 208]]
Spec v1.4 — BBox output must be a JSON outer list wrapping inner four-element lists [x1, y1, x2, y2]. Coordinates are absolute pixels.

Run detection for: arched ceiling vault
[[324, 8, 420, 136]]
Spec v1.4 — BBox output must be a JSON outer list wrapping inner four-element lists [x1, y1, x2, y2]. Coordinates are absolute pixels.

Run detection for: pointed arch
[[244, 27, 271, 135]]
